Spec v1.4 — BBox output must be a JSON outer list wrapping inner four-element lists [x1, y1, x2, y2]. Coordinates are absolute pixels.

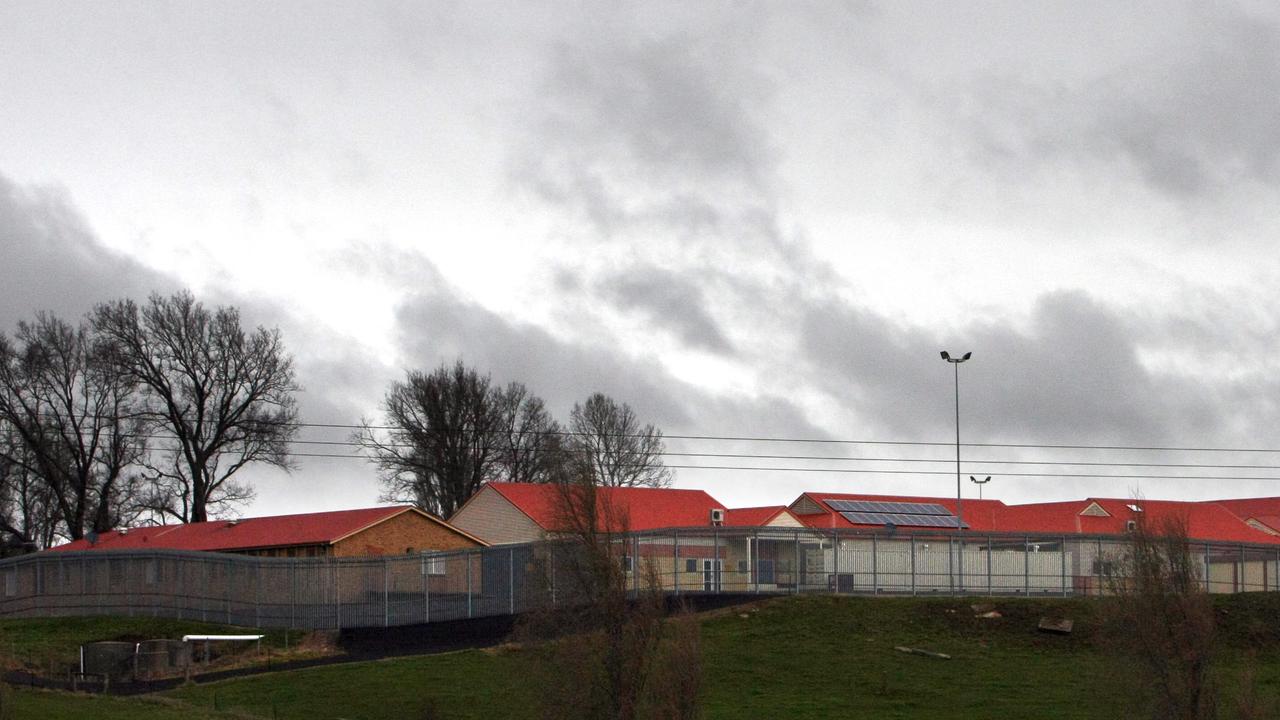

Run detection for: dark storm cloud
[[960, 6, 1280, 197], [392, 283, 825, 440], [0, 173, 175, 328], [509, 30, 782, 248], [803, 290, 1246, 446], [509, 22, 833, 359], [597, 265, 733, 354]]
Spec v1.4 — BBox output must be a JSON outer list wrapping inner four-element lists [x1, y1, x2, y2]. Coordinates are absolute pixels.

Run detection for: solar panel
[[838, 512, 968, 529], [827, 499, 951, 516]]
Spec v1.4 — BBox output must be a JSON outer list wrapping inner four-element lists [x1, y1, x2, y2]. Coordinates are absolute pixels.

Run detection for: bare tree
[[0, 434, 59, 553], [1103, 512, 1217, 720], [522, 463, 701, 720], [357, 362, 503, 518], [567, 393, 672, 488], [0, 315, 146, 540], [493, 382, 564, 485], [358, 365, 565, 517], [92, 292, 299, 523]]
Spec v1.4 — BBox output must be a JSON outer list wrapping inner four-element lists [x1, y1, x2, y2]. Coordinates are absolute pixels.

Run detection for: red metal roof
[[788, 491, 1280, 544], [1211, 498, 1280, 524], [723, 506, 796, 527], [479, 482, 726, 532], [791, 492, 1010, 531], [48, 506, 427, 553]]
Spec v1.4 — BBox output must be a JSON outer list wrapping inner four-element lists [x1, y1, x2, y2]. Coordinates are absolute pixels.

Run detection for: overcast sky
[[5, 1, 1280, 517]]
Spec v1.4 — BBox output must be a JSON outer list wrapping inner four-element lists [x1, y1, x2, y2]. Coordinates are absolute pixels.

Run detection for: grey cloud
[[803, 290, 1247, 447], [392, 284, 824, 442], [597, 265, 733, 354], [508, 29, 785, 253], [959, 7, 1280, 198], [323, 239, 446, 290], [0, 173, 176, 328], [542, 37, 773, 186]]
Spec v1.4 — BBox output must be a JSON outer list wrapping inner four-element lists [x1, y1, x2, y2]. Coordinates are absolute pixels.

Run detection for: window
[[4, 570, 16, 597], [145, 560, 159, 585], [685, 559, 697, 573], [424, 555, 446, 576], [737, 560, 749, 574], [621, 555, 634, 573]]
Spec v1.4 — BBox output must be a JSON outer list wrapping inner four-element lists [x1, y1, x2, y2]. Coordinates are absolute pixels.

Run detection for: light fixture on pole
[[940, 351, 971, 531], [970, 475, 991, 500]]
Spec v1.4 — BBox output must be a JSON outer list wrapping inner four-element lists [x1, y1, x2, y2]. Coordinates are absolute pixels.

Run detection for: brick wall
[[333, 510, 482, 558]]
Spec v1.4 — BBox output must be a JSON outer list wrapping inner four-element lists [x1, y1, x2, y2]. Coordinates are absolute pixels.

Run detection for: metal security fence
[[2, 529, 1279, 629]]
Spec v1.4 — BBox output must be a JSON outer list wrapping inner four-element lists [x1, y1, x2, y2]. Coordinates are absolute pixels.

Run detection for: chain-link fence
[[2, 528, 1277, 629]]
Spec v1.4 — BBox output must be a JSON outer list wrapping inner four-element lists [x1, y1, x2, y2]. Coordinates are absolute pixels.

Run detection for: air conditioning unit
[[710, 508, 725, 526]]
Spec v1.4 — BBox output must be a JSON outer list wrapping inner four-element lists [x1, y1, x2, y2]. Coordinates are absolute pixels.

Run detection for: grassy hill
[[8, 593, 1280, 719]]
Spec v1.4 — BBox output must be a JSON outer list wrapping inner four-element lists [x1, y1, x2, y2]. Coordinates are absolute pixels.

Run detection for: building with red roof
[[723, 506, 803, 528], [786, 491, 1280, 546], [448, 482, 731, 545], [788, 491, 1010, 532], [48, 506, 486, 558]]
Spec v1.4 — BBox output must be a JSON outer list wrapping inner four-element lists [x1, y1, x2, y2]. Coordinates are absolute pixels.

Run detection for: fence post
[[423, 556, 430, 624], [1096, 539, 1103, 597], [984, 535, 992, 596], [712, 530, 720, 593], [550, 544, 557, 607], [255, 560, 262, 628], [871, 533, 878, 595], [1239, 544, 1246, 593], [634, 535, 641, 597], [225, 559, 232, 625], [948, 537, 954, 594], [673, 531, 680, 596], [793, 530, 801, 594], [1024, 536, 1031, 596], [910, 535, 916, 596], [752, 529, 759, 594], [334, 561, 341, 630], [466, 551, 473, 619], [1059, 536, 1067, 597], [384, 559, 390, 627], [832, 529, 840, 594], [509, 546, 516, 615], [1204, 542, 1211, 593]]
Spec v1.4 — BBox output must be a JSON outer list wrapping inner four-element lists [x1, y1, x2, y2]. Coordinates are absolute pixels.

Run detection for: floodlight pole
[[940, 351, 972, 531], [971, 475, 991, 500]]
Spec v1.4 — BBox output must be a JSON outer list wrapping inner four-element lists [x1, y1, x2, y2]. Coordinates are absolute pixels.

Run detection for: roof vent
[[118, 528, 128, 536], [227, 519, 240, 527], [1126, 504, 1143, 513], [85, 531, 99, 546], [1125, 519, 1138, 532], [710, 508, 725, 526]]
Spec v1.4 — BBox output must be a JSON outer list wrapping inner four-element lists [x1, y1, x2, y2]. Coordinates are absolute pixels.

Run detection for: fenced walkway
[[2, 528, 1276, 629]]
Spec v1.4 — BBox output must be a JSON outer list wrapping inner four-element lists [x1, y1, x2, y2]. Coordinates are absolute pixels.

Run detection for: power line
[[280, 450, 1280, 482], [25, 411, 1280, 455]]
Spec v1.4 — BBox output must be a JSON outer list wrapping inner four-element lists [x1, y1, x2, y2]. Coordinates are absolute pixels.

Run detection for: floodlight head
[[961, 352, 972, 361], [940, 351, 950, 360]]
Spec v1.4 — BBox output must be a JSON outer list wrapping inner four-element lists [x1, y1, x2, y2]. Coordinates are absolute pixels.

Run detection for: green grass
[[11, 594, 1280, 719], [5, 687, 236, 720]]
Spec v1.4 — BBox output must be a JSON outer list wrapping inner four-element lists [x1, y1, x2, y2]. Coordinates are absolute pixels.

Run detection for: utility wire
[[280, 450, 1280, 482], [25, 411, 1280, 455]]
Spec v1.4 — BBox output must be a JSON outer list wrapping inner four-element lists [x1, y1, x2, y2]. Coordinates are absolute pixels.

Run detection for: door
[[702, 559, 722, 592]]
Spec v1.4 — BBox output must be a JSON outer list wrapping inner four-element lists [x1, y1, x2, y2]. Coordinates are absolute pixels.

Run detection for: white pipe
[[181, 634, 264, 642]]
